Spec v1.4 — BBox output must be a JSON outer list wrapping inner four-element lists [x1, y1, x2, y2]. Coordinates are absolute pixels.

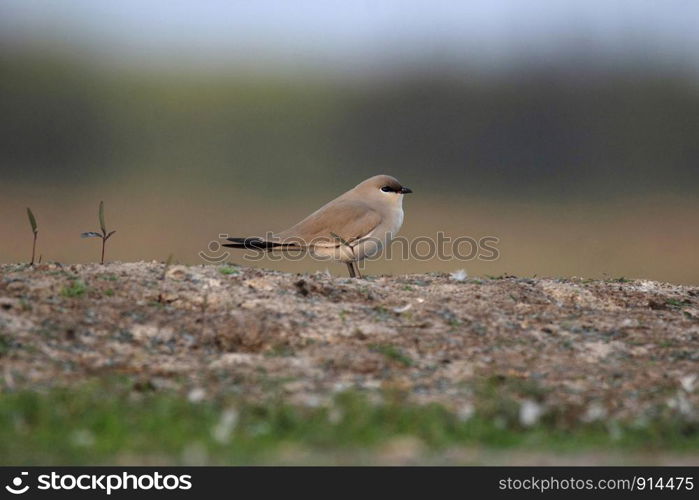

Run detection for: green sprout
[[26, 207, 38, 265], [81, 201, 116, 265]]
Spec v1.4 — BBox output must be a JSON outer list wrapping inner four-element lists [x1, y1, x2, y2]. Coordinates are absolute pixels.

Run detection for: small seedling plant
[[26, 207, 38, 265], [81, 201, 116, 265]]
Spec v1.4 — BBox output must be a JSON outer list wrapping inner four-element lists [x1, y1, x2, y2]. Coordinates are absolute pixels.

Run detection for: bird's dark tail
[[222, 237, 293, 250]]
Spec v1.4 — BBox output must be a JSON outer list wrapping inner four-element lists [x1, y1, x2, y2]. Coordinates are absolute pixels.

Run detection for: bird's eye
[[380, 186, 392, 192]]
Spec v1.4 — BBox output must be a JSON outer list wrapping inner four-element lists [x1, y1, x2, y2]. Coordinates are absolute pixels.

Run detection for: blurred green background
[[1, 1, 698, 283]]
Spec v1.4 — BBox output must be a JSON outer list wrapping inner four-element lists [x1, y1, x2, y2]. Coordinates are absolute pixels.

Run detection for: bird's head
[[355, 175, 412, 206]]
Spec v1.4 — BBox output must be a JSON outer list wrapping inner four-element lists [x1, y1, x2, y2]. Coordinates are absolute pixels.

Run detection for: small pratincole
[[223, 175, 412, 277]]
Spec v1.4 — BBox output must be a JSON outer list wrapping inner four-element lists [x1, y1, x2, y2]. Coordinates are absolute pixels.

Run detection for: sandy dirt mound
[[1, 262, 698, 427]]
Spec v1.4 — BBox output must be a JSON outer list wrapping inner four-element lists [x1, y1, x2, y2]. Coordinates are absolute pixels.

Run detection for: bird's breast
[[380, 205, 404, 238], [390, 207, 404, 234]]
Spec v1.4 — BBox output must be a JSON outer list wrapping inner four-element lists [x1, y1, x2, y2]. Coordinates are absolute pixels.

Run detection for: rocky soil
[[1, 261, 698, 429]]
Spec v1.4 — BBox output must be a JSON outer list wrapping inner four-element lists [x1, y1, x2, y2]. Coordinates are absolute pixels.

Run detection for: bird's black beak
[[400, 186, 413, 194]]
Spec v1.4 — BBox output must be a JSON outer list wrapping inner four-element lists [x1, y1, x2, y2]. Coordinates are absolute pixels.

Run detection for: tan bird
[[223, 175, 412, 277]]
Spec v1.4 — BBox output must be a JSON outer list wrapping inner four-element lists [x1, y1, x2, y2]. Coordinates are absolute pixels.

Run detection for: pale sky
[[1, 0, 698, 73]]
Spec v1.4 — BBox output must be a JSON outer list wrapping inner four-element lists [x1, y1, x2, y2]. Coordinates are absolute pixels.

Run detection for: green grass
[[218, 266, 239, 276], [0, 379, 698, 465], [369, 344, 413, 367], [0, 333, 10, 355], [60, 280, 87, 298], [610, 277, 633, 283], [665, 298, 686, 308]]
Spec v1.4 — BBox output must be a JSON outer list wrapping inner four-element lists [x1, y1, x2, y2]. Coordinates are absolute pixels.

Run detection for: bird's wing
[[275, 199, 382, 247]]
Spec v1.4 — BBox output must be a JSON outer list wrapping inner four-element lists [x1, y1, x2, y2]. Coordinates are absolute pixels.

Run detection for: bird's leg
[[332, 232, 360, 278], [348, 244, 363, 279], [353, 261, 363, 279], [346, 262, 356, 278]]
